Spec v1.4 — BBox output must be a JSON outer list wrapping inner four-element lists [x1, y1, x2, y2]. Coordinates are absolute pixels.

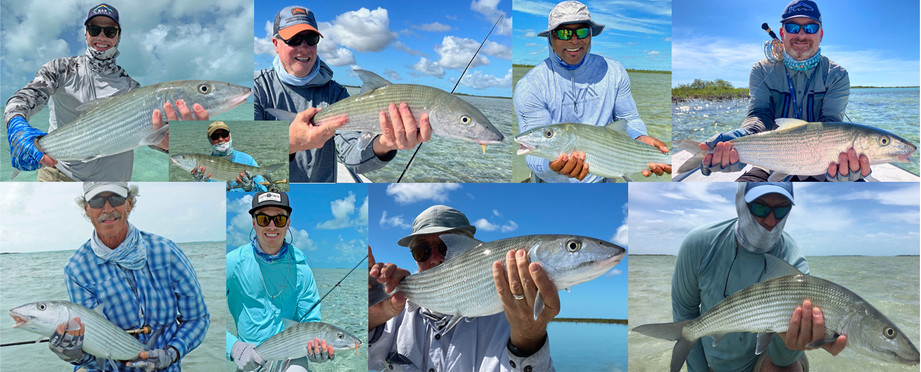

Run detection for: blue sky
[[629, 182, 920, 256], [513, 0, 671, 70], [255, 0, 513, 97], [0, 0, 254, 102], [0, 182, 226, 253], [370, 183, 628, 320], [226, 185, 368, 269], [673, 0, 920, 87]]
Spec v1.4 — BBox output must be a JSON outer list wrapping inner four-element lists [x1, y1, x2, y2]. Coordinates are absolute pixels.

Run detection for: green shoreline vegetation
[[672, 79, 749, 102]]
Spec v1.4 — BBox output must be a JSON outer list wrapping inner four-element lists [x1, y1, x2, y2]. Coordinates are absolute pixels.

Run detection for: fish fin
[[92, 303, 106, 316], [532, 291, 544, 320], [439, 233, 485, 261], [139, 123, 169, 146], [670, 338, 695, 372], [622, 175, 634, 182], [711, 334, 724, 346], [767, 171, 791, 182], [676, 155, 706, 174], [280, 318, 299, 330], [265, 108, 298, 123], [355, 69, 392, 93], [260, 164, 286, 177], [603, 120, 629, 134], [761, 254, 803, 281], [368, 280, 393, 308], [9, 169, 22, 180], [632, 320, 691, 341], [806, 333, 840, 349], [774, 118, 808, 129], [74, 96, 116, 113], [674, 139, 704, 154], [146, 325, 167, 350], [357, 132, 375, 150], [755, 332, 775, 355]]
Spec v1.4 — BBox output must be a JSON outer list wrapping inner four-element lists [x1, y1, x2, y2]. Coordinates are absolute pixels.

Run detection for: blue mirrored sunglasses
[[783, 22, 820, 35]]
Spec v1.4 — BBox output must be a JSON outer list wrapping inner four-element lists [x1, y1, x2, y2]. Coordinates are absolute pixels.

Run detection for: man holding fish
[[4, 3, 213, 182], [254, 6, 431, 182], [514, 1, 671, 182], [699, 0, 864, 182], [185, 121, 267, 192], [49, 182, 210, 371]]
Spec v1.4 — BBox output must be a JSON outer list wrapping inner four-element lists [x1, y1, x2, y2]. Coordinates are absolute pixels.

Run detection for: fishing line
[[298, 253, 369, 322], [396, 14, 504, 183]]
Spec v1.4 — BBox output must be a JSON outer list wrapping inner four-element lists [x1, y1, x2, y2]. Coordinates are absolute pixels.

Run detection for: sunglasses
[[86, 194, 126, 209], [554, 27, 590, 41], [86, 25, 120, 38], [209, 131, 230, 141], [282, 32, 320, 47], [748, 202, 792, 220], [254, 213, 289, 227], [783, 22, 820, 35], [410, 239, 447, 262]]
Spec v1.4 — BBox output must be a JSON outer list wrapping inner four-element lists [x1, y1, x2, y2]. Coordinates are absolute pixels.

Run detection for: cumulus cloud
[[254, 21, 275, 55], [459, 68, 512, 90], [386, 184, 461, 204], [500, 220, 518, 233], [473, 218, 499, 231], [384, 69, 402, 81], [317, 192, 367, 230], [612, 224, 628, 247], [319, 7, 397, 53], [412, 57, 445, 78], [434, 36, 511, 70], [415, 22, 452, 32], [393, 41, 426, 57], [380, 210, 411, 229]]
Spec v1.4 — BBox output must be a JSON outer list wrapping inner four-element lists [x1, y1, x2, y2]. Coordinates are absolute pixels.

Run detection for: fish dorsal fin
[[75, 96, 116, 113], [355, 69, 392, 93], [439, 233, 484, 261], [761, 254, 803, 281], [92, 303, 106, 316], [265, 108, 297, 123], [604, 120, 629, 134], [139, 124, 169, 147], [774, 118, 807, 129], [280, 318, 298, 330]]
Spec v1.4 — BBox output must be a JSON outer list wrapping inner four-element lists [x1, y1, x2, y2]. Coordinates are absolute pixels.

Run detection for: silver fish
[[14, 80, 252, 179], [371, 234, 626, 331], [9, 300, 150, 362], [515, 121, 670, 182], [254, 321, 362, 362], [265, 69, 504, 152], [170, 153, 284, 183], [633, 256, 920, 371], [675, 119, 917, 176]]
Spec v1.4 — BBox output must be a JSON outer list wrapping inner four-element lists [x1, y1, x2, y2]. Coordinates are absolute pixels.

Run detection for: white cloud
[[492, 210, 501, 217], [434, 36, 511, 70], [415, 22, 452, 32], [460, 68, 512, 90], [316, 192, 357, 230], [386, 183, 461, 204], [254, 20, 275, 55], [473, 218, 499, 231], [612, 224, 628, 247], [412, 57, 445, 78], [319, 7, 396, 53], [500, 220, 518, 233], [393, 41, 426, 57], [384, 69, 402, 81], [358, 196, 369, 226], [380, 210, 411, 229]]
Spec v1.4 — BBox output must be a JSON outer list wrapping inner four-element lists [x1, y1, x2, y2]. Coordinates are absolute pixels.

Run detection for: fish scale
[[254, 321, 361, 361]]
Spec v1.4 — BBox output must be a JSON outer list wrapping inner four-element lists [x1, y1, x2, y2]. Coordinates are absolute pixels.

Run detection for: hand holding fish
[[493, 249, 560, 356], [48, 317, 85, 362], [288, 107, 348, 154], [549, 152, 589, 180], [128, 346, 179, 371], [373, 102, 433, 155], [306, 338, 335, 363], [780, 299, 848, 355], [152, 99, 209, 151], [636, 135, 672, 177], [826, 148, 871, 181], [368, 247, 409, 330]]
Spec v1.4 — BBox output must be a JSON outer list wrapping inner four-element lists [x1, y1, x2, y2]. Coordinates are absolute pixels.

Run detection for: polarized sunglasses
[[209, 130, 230, 141], [783, 22, 820, 35], [86, 194, 127, 209], [554, 27, 590, 41], [747, 202, 792, 220], [86, 25, 120, 38], [410, 239, 447, 262], [282, 32, 320, 47], [254, 213, 289, 227]]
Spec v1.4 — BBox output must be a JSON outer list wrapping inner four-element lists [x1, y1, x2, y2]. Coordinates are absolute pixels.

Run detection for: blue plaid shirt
[[64, 230, 210, 371]]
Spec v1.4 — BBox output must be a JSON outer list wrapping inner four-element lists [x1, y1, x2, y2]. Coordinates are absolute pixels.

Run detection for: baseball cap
[[743, 182, 795, 205], [781, 0, 821, 23], [537, 1, 605, 38], [397, 205, 476, 247], [83, 182, 128, 200], [249, 192, 292, 215], [207, 121, 230, 137], [274, 6, 323, 40], [84, 3, 120, 26]]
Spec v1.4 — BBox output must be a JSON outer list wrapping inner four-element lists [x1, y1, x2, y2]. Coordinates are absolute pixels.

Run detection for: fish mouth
[[9, 313, 27, 328], [516, 143, 533, 155], [897, 149, 915, 162]]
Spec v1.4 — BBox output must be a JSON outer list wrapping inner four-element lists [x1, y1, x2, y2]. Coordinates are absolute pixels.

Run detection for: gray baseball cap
[[537, 1, 605, 38], [274, 6, 323, 40], [397, 205, 476, 247], [83, 182, 128, 200]]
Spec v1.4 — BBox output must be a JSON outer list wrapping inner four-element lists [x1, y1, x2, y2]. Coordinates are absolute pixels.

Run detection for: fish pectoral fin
[[711, 334, 724, 347], [755, 332, 775, 355], [140, 124, 170, 146], [805, 336, 839, 349], [603, 120, 629, 134], [622, 175, 634, 182], [532, 291, 545, 320]]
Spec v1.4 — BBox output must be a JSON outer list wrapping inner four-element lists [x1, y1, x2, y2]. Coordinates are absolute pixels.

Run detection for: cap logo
[[94, 4, 114, 15], [788, 3, 814, 12], [291, 7, 307, 16], [258, 193, 282, 203]]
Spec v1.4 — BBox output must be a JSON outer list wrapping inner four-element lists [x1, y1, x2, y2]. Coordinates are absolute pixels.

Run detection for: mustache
[[96, 211, 121, 223]]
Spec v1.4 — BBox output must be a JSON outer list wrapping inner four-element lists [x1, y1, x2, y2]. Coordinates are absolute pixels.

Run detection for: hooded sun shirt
[[733, 183, 789, 254]]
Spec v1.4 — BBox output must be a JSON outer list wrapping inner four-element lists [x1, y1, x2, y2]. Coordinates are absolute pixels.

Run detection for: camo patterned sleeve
[[3, 57, 75, 125]]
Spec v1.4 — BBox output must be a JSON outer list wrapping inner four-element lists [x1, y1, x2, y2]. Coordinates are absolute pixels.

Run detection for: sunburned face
[[84, 192, 132, 248], [272, 31, 319, 78]]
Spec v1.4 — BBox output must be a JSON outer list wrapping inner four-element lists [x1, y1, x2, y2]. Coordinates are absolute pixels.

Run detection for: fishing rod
[[397, 14, 505, 183], [1, 325, 152, 348], [298, 253, 369, 322]]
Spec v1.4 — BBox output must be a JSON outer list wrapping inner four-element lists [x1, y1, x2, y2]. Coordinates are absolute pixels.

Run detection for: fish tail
[[633, 320, 694, 372], [673, 139, 707, 174], [670, 338, 695, 372]]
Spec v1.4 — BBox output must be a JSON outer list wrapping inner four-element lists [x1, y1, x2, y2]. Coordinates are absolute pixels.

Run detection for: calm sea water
[[168, 119, 289, 191], [671, 88, 921, 175], [0, 242, 228, 371], [0, 103, 253, 182], [549, 321, 628, 371], [511, 66, 673, 182], [628, 255, 920, 372]]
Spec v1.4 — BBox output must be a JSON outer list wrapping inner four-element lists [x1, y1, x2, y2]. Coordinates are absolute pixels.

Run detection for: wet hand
[[306, 338, 335, 363], [289, 108, 347, 153], [826, 148, 870, 181], [368, 246, 409, 329], [374, 103, 432, 155], [48, 317, 85, 362], [493, 249, 559, 356], [127, 347, 178, 371], [699, 141, 744, 175], [636, 135, 669, 154], [549, 152, 589, 180], [780, 300, 847, 355]]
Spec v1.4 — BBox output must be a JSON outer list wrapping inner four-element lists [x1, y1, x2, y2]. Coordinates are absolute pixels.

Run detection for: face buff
[[547, 37, 589, 70], [211, 136, 233, 156], [273, 54, 320, 86], [783, 48, 821, 71], [733, 183, 789, 254], [84, 41, 120, 75]]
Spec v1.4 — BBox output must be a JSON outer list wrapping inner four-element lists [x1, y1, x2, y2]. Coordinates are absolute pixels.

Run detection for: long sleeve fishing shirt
[[4, 54, 140, 181], [671, 218, 809, 372], [208, 150, 267, 192], [225, 242, 321, 359], [253, 60, 394, 182], [369, 308, 554, 372], [514, 53, 648, 183], [63, 230, 209, 372]]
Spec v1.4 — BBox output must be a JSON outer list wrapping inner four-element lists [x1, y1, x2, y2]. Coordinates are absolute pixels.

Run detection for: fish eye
[[544, 129, 553, 138], [460, 115, 471, 126], [198, 84, 212, 94], [884, 326, 896, 339], [38, 303, 46, 311], [337, 332, 344, 339], [565, 239, 581, 252], [879, 136, 890, 146]]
